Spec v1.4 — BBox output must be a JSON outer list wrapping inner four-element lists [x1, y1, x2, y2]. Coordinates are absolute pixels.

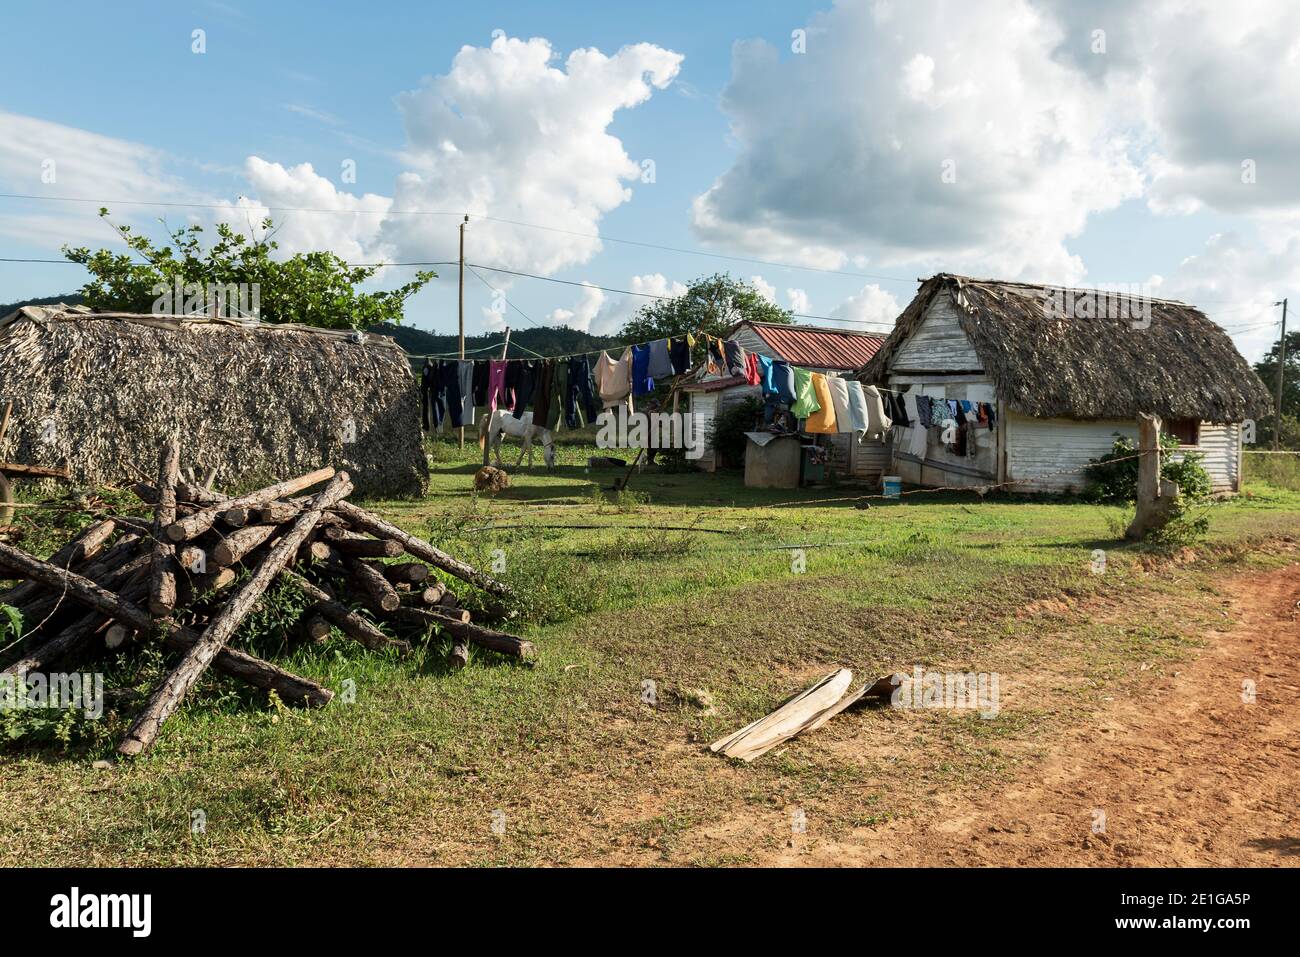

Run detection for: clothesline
[[406, 327, 710, 363]]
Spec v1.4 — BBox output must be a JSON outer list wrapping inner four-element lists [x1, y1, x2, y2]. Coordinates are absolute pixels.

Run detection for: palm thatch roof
[[860, 274, 1272, 422], [0, 305, 427, 496]]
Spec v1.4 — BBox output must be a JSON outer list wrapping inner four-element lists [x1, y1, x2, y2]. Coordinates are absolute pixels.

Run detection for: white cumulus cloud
[[829, 283, 901, 331], [691, 0, 1145, 282], [378, 35, 682, 275]]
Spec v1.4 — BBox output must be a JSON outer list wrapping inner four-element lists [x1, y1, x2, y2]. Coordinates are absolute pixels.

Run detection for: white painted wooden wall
[[1005, 415, 1241, 493]]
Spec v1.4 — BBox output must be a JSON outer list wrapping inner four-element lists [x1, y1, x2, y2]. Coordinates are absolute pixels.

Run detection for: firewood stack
[[0, 437, 530, 757]]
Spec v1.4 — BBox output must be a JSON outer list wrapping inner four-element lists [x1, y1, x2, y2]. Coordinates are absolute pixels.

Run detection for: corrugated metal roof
[[680, 374, 749, 393], [728, 321, 886, 371]]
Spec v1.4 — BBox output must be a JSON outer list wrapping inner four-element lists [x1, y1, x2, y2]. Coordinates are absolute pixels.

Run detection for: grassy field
[[2, 436, 1299, 866]]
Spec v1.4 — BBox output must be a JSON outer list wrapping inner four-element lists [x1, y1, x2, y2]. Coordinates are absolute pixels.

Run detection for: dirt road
[[777, 564, 1300, 866]]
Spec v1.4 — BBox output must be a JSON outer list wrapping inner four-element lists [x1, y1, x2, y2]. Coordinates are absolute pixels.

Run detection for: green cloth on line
[[790, 366, 821, 419]]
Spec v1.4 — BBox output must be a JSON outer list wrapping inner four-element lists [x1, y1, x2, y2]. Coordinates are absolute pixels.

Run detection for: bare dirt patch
[[761, 562, 1300, 866]]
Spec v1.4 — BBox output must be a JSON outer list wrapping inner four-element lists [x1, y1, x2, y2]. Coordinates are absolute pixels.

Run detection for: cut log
[[345, 557, 401, 612], [383, 562, 430, 586], [164, 466, 336, 542], [399, 582, 446, 607], [322, 527, 402, 559], [389, 605, 471, 627], [0, 518, 117, 607], [0, 542, 330, 708], [191, 566, 237, 597], [105, 623, 136, 650], [297, 609, 332, 644], [177, 544, 209, 575], [254, 501, 300, 524], [0, 462, 69, 479], [330, 501, 516, 601], [211, 524, 278, 567], [282, 570, 409, 654], [423, 613, 536, 662], [301, 540, 335, 563], [117, 472, 352, 755], [220, 507, 250, 528], [148, 436, 181, 618], [448, 640, 470, 670]]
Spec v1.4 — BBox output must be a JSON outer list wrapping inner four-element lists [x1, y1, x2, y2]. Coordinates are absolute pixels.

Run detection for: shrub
[[707, 395, 764, 469], [1084, 433, 1212, 503]]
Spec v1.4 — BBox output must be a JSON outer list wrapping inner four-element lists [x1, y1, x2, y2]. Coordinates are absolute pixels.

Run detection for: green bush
[[1084, 433, 1212, 503]]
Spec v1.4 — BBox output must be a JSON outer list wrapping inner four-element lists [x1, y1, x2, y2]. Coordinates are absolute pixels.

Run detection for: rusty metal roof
[[728, 321, 886, 371], [680, 374, 750, 393]]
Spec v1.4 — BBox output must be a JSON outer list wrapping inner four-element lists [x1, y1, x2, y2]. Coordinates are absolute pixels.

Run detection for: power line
[[0, 190, 913, 284], [464, 262, 893, 328], [466, 264, 541, 329]]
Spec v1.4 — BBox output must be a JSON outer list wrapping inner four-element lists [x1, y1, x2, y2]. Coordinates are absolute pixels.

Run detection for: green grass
[[1243, 450, 1300, 491], [1, 436, 1299, 865]]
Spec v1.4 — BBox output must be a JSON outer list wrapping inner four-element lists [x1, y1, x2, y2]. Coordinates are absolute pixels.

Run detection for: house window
[[1166, 418, 1200, 447]]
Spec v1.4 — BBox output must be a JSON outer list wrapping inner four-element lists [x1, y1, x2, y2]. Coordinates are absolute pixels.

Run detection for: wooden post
[[1126, 413, 1179, 540], [1274, 297, 1288, 451], [459, 213, 468, 451], [148, 436, 181, 617]]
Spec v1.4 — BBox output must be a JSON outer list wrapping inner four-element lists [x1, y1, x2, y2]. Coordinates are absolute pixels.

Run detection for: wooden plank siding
[[1004, 415, 1241, 493], [892, 295, 982, 372]]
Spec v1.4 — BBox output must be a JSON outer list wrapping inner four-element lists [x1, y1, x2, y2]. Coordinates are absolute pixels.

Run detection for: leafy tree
[[1251, 328, 1300, 448], [63, 209, 433, 330], [617, 273, 793, 363]]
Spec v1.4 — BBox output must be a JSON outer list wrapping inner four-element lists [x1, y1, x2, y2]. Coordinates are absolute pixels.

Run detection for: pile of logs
[[0, 437, 531, 757]]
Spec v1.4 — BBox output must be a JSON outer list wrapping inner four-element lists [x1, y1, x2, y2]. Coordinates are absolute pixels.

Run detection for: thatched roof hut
[[862, 274, 1271, 421], [0, 305, 427, 497], [859, 275, 1271, 493]]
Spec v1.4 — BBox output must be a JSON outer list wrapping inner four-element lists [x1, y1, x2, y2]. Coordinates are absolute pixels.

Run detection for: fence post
[[1126, 413, 1179, 539]]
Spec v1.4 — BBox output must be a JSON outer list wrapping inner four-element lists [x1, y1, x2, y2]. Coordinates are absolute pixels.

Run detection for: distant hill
[[369, 322, 623, 361], [0, 292, 84, 316], [0, 297, 621, 360]]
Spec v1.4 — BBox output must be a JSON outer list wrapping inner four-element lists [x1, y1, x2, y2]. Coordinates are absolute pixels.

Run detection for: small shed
[[744, 432, 802, 488], [686, 321, 889, 479], [858, 275, 1272, 493], [0, 305, 428, 497]]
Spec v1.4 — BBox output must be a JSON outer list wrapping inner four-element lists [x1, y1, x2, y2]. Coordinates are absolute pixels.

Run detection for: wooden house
[[684, 321, 888, 479], [858, 275, 1272, 493]]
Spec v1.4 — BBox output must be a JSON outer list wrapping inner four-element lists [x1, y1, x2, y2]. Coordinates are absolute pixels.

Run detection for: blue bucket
[[882, 475, 902, 499]]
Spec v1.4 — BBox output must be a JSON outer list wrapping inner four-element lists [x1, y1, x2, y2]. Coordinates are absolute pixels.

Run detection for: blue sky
[[1, 0, 1295, 359]]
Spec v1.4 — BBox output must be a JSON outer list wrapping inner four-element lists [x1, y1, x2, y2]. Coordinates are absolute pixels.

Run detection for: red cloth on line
[[744, 351, 761, 386]]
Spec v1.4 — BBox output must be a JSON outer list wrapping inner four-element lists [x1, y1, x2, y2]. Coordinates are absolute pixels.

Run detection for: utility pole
[[458, 214, 468, 450], [1274, 297, 1288, 451]]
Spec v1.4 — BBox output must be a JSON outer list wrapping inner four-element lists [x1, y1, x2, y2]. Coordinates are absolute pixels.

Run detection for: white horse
[[479, 408, 556, 469]]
